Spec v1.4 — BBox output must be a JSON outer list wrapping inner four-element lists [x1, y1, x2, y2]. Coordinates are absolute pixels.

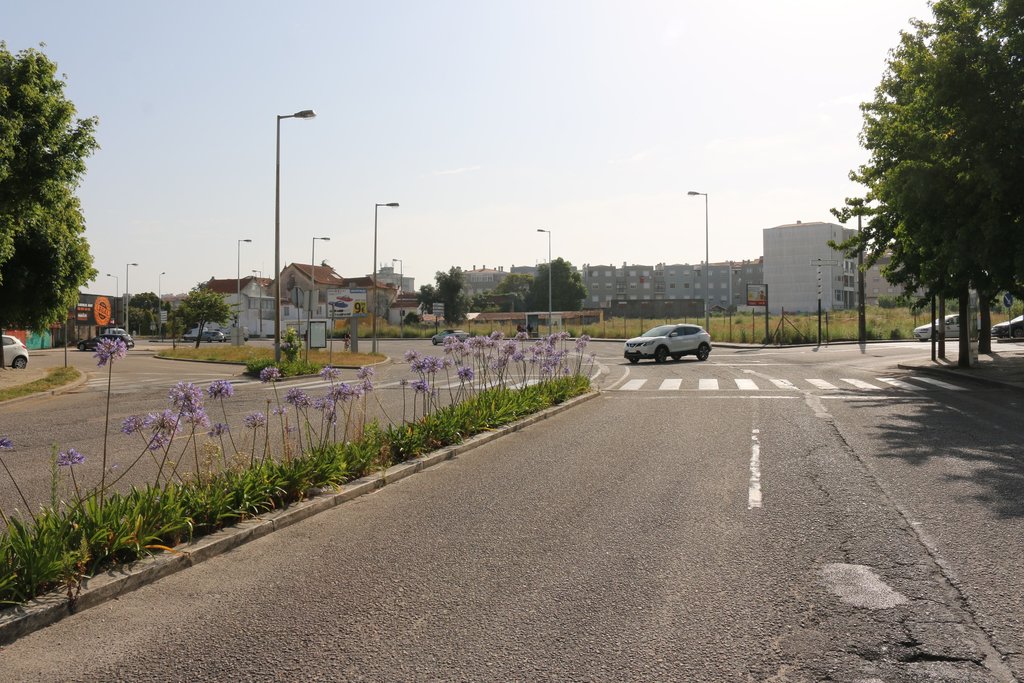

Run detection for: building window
[[630, 282, 637, 289]]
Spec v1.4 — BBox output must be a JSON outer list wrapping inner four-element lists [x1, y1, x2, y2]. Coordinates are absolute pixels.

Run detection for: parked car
[[77, 329, 135, 351], [2, 334, 29, 369], [913, 314, 960, 341], [991, 315, 1024, 339], [200, 329, 227, 343], [623, 323, 712, 364], [431, 329, 470, 345], [184, 325, 247, 342]]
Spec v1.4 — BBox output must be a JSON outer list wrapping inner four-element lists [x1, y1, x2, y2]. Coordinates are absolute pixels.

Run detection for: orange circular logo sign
[[94, 296, 112, 326]]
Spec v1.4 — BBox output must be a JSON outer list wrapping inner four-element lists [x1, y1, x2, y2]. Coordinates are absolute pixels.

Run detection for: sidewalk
[[897, 340, 1024, 391]]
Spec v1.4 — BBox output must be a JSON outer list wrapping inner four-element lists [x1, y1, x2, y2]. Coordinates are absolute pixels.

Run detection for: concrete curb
[[897, 362, 1024, 392], [0, 389, 598, 645]]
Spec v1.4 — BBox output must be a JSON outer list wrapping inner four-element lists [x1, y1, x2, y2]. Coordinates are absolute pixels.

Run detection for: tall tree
[[836, 0, 1024, 366], [527, 258, 587, 312], [0, 43, 98, 333], [178, 287, 231, 348], [434, 267, 470, 324], [492, 272, 534, 312]]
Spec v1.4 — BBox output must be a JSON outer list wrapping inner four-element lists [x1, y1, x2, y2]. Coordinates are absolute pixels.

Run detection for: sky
[[4, 0, 934, 298]]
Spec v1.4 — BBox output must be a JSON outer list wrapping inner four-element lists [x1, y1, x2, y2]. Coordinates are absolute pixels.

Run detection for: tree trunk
[[979, 294, 991, 354], [959, 288, 971, 368]]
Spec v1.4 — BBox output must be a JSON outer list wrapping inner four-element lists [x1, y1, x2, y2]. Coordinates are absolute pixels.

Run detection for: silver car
[[624, 324, 711, 364]]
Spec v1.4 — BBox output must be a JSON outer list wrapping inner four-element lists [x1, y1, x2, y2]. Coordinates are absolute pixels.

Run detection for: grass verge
[[0, 367, 81, 403]]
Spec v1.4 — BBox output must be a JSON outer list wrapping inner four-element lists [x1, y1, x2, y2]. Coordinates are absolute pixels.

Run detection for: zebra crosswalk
[[613, 376, 966, 393]]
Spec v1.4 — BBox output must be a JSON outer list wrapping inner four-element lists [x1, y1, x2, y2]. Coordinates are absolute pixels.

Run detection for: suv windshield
[[641, 325, 675, 338]]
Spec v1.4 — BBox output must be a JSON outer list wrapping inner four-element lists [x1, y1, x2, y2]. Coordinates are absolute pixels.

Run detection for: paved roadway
[[1, 340, 1021, 681]]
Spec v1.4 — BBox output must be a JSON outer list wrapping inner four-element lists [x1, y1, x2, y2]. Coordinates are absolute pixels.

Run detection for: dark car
[[77, 330, 135, 351], [991, 315, 1024, 339]]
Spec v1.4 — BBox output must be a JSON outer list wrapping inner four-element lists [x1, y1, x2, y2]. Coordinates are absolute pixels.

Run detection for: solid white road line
[[659, 378, 682, 391], [911, 376, 965, 391], [699, 378, 719, 390], [749, 428, 763, 510]]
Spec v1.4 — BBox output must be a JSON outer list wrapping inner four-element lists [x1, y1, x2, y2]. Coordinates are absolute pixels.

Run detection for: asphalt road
[[1, 340, 1021, 681]]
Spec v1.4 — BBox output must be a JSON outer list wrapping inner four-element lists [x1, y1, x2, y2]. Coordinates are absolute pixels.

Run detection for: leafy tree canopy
[[527, 258, 587, 312], [178, 286, 231, 348], [492, 272, 534, 312], [434, 266, 470, 324], [0, 43, 98, 332]]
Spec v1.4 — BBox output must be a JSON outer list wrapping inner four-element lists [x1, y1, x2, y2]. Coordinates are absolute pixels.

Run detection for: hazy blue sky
[[5, 0, 932, 296]]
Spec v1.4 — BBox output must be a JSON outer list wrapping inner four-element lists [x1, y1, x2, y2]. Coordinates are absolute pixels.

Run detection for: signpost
[[328, 288, 367, 353], [809, 259, 838, 344], [432, 303, 445, 335], [747, 284, 769, 342]]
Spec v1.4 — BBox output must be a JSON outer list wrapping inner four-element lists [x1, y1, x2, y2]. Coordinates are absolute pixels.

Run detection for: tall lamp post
[[125, 262, 138, 333], [308, 236, 330, 361], [158, 271, 166, 340], [687, 191, 710, 332], [392, 258, 404, 339], [372, 202, 400, 354], [537, 228, 552, 334], [236, 239, 252, 345], [274, 108, 317, 363], [106, 273, 119, 326]]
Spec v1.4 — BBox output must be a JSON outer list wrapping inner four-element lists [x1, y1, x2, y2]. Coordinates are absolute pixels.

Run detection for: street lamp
[[687, 191, 710, 331], [105, 273, 119, 326], [537, 228, 552, 335], [274, 108, 317, 363], [372, 202, 400, 354], [158, 271, 166, 340], [392, 258, 404, 339], [308, 236, 330, 361], [236, 239, 252, 345], [125, 263, 138, 333]]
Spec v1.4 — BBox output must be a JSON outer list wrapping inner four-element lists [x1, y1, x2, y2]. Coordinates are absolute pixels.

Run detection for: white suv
[[624, 324, 712, 364]]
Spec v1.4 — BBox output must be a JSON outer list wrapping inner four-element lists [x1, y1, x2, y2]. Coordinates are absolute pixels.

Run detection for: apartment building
[[581, 259, 763, 312], [762, 221, 857, 314]]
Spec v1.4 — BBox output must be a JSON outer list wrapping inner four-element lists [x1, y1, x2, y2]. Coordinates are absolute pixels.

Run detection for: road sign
[[432, 303, 445, 317], [1004, 292, 1014, 308], [327, 288, 367, 318]]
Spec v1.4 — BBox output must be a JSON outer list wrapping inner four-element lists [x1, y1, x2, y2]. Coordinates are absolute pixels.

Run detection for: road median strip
[[0, 389, 597, 645]]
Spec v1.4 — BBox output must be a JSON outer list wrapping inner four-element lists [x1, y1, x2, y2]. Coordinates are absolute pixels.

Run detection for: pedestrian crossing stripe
[[613, 377, 964, 392]]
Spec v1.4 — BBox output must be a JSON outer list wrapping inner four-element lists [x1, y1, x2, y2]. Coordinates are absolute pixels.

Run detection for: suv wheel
[[654, 346, 668, 363], [696, 343, 710, 361]]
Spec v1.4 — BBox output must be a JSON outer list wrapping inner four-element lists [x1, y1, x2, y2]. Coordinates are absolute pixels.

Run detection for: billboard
[[75, 294, 114, 326], [747, 284, 767, 307], [326, 288, 367, 318]]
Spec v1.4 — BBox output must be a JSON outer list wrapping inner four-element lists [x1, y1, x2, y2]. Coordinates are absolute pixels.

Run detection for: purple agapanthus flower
[[208, 380, 234, 399], [260, 366, 282, 383], [243, 411, 267, 430], [411, 379, 430, 394], [319, 365, 341, 381], [121, 415, 145, 435], [356, 366, 374, 380], [457, 366, 474, 382], [208, 423, 230, 437], [403, 349, 420, 363], [285, 388, 311, 408], [57, 448, 85, 467], [169, 382, 204, 416], [94, 337, 128, 367], [0, 437, 12, 450]]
